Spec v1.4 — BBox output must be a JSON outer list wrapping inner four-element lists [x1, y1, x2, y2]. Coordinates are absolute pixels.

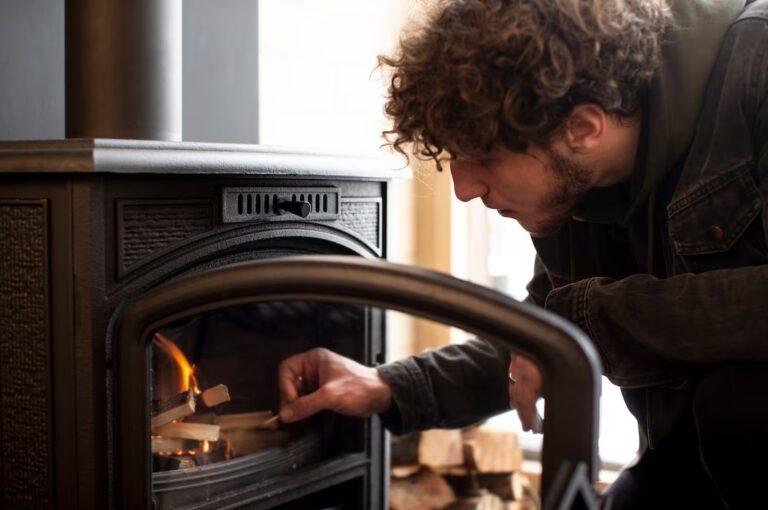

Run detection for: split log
[[256, 415, 281, 430], [518, 470, 540, 495], [218, 411, 279, 430], [444, 490, 506, 510], [389, 469, 456, 510], [154, 455, 197, 471], [153, 422, 220, 441], [215, 411, 289, 455], [182, 413, 218, 425], [391, 432, 421, 466], [168, 456, 196, 470], [443, 472, 516, 500], [433, 466, 472, 477], [418, 429, 464, 468], [504, 502, 538, 510], [514, 471, 541, 508], [220, 428, 291, 456], [482, 473, 515, 501], [200, 384, 231, 407], [391, 465, 421, 479], [151, 388, 196, 428], [462, 426, 523, 473], [151, 436, 196, 454]]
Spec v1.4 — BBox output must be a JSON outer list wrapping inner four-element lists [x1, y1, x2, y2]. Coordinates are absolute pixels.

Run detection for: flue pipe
[[66, 0, 182, 140]]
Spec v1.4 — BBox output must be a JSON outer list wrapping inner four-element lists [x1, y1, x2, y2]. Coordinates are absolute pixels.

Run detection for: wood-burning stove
[[1, 0, 402, 506], [3, 1, 604, 507], [0, 140, 396, 509]]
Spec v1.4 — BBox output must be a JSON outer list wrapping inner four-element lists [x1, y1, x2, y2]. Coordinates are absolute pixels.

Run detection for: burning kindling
[[151, 387, 196, 429], [151, 333, 289, 471]]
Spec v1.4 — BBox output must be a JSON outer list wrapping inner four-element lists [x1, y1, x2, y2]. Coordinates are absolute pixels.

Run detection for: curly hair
[[379, 0, 667, 166]]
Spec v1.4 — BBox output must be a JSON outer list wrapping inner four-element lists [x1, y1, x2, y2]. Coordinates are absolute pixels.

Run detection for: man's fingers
[[279, 389, 328, 423], [278, 355, 308, 405], [516, 401, 537, 432], [511, 383, 539, 432], [508, 353, 544, 433]]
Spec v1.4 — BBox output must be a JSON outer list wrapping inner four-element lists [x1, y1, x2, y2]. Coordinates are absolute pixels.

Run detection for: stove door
[[114, 255, 602, 510]]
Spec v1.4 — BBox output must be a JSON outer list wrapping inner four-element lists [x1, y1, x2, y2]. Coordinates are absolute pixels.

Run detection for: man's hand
[[278, 347, 392, 424], [508, 353, 543, 433]]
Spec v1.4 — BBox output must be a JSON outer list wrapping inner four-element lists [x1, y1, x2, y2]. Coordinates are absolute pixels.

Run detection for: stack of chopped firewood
[[389, 425, 540, 510]]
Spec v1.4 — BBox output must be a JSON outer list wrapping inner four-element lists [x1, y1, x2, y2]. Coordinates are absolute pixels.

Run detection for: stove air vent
[[222, 186, 340, 223]]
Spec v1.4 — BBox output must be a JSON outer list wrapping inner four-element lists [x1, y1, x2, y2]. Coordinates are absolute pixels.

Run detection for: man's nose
[[449, 160, 487, 202]]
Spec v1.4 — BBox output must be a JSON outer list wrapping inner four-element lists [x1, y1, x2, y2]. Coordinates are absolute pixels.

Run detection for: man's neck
[[591, 112, 642, 188]]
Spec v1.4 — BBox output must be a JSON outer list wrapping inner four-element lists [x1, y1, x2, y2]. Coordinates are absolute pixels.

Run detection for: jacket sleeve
[[377, 337, 510, 434], [525, 255, 553, 307], [544, 265, 768, 388], [376, 256, 551, 433]]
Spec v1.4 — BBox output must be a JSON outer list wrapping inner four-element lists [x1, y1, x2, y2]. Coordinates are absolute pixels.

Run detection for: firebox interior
[[149, 301, 371, 508]]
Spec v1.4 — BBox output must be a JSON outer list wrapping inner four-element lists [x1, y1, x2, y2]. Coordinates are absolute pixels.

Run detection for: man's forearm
[[377, 338, 510, 433]]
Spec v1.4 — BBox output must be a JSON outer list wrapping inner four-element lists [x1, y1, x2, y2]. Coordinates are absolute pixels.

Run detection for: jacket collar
[[623, 0, 746, 224], [573, 0, 745, 226]]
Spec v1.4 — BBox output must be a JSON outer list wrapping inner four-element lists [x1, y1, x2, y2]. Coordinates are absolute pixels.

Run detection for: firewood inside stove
[[151, 387, 196, 429], [217, 411, 289, 455], [153, 421, 221, 442], [150, 362, 289, 470], [154, 455, 197, 471], [200, 384, 231, 408], [221, 427, 290, 456], [182, 413, 218, 425], [151, 436, 197, 454], [218, 411, 279, 430]]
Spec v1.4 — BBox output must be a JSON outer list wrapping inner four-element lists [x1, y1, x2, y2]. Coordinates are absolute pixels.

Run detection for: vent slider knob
[[277, 199, 312, 218]]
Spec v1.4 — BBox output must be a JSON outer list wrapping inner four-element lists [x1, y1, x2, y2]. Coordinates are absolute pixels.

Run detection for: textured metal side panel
[[340, 199, 381, 249], [117, 199, 214, 276], [0, 201, 51, 509]]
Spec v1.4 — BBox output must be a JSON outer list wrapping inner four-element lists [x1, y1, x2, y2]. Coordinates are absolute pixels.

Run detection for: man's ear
[[564, 104, 606, 153]]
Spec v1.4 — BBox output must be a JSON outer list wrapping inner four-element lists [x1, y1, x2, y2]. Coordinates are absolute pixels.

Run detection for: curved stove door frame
[[114, 255, 602, 509]]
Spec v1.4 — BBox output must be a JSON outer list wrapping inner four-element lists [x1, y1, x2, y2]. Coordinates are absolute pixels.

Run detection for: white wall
[[258, 0, 406, 155]]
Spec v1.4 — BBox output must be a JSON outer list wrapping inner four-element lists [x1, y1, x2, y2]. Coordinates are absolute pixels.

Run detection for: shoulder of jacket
[[736, 0, 768, 24]]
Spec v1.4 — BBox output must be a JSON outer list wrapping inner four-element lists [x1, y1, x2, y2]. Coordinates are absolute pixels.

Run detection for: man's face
[[449, 144, 593, 237]]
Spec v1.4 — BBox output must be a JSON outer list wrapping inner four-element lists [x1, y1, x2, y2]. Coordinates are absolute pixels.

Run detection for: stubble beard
[[527, 151, 592, 238]]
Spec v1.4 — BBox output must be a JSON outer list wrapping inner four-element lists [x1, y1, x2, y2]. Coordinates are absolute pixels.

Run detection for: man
[[278, 0, 768, 507]]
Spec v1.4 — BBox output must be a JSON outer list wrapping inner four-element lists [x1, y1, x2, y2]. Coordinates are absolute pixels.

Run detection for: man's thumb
[[279, 391, 326, 423]]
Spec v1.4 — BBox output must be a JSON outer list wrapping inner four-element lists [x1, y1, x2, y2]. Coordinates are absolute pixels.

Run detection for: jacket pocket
[[667, 162, 765, 273]]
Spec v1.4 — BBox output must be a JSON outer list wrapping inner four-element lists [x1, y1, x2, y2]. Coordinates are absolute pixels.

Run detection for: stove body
[[0, 139, 394, 509]]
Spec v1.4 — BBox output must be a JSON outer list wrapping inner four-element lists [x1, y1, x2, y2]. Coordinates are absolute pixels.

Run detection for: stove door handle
[[277, 199, 311, 218]]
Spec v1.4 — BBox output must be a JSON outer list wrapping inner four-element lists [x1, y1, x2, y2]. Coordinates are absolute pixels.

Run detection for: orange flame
[[153, 333, 199, 393], [202, 440, 210, 453]]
